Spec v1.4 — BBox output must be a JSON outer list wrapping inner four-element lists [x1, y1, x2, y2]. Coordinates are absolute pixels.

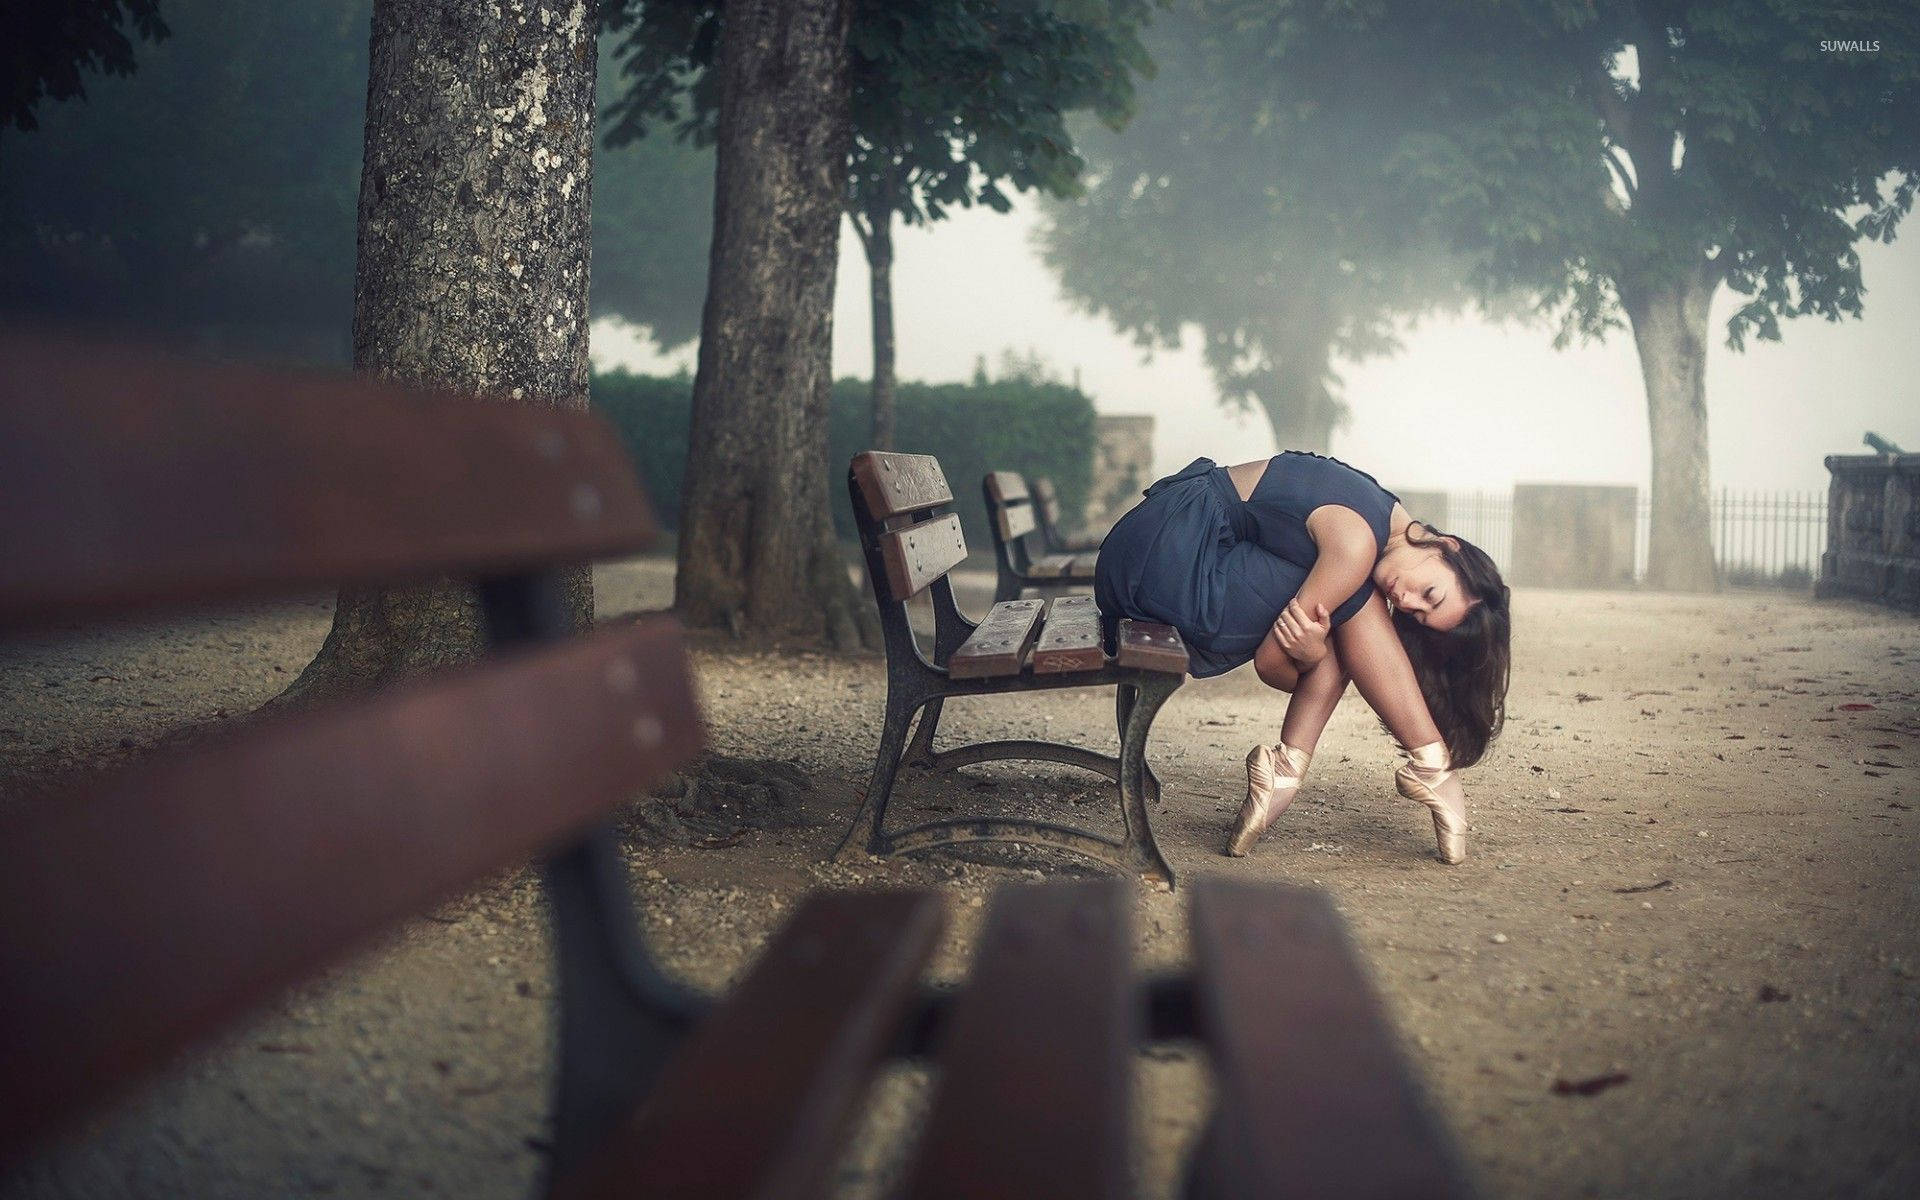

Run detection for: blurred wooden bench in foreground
[[0, 333, 1473, 1197]]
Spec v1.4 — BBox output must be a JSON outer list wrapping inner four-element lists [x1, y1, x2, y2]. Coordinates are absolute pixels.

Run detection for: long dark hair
[[1391, 522, 1511, 769]]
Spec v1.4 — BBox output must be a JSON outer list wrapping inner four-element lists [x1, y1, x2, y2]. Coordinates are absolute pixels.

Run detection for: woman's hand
[[1272, 598, 1332, 669]]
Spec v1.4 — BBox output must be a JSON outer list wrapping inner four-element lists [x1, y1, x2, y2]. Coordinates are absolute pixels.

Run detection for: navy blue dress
[[1094, 453, 1401, 678]]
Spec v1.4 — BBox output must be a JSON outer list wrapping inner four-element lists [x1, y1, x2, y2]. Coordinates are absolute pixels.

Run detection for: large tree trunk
[[1620, 264, 1719, 592], [863, 192, 897, 451], [1255, 320, 1340, 454], [675, 0, 870, 649], [280, 0, 598, 705]]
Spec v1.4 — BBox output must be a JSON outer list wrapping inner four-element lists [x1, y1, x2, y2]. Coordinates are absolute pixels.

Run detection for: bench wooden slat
[[0, 617, 702, 1161], [950, 599, 1045, 679], [0, 332, 656, 630], [1032, 596, 1106, 674], [1115, 619, 1187, 673], [1031, 476, 1062, 524], [1189, 880, 1473, 1200], [903, 881, 1133, 1200], [552, 890, 946, 1200], [995, 498, 1039, 543], [984, 471, 1031, 504], [876, 513, 969, 601], [851, 450, 953, 520]]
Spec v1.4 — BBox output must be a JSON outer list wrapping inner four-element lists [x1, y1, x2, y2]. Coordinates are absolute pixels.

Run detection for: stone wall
[[1816, 454, 1920, 611], [1082, 415, 1155, 535], [1511, 484, 1637, 589]]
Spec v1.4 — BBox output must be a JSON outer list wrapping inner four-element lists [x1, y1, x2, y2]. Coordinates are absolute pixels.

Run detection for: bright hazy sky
[[592, 200, 1919, 498]]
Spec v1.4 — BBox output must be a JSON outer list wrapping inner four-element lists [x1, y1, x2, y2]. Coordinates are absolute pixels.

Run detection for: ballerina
[[1093, 452, 1512, 862]]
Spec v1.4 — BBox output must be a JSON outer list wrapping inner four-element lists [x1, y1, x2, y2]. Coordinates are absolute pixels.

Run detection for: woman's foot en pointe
[[1395, 741, 1466, 864], [1226, 743, 1312, 857]]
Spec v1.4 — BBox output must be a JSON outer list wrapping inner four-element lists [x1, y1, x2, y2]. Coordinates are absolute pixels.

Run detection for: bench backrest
[[984, 470, 1040, 548], [850, 451, 971, 600], [0, 332, 703, 1169]]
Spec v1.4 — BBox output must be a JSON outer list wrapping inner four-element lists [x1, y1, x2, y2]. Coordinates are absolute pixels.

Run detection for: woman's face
[[1374, 540, 1477, 632]]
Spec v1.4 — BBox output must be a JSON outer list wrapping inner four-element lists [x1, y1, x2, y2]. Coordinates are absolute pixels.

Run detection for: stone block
[[1511, 484, 1637, 589]]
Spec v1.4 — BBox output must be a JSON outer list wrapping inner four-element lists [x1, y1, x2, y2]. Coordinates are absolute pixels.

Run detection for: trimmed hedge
[[592, 371, 1098, 548]]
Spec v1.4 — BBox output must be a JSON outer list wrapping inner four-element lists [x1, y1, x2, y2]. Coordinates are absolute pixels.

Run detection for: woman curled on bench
[[1094, 452, 1513, 863]]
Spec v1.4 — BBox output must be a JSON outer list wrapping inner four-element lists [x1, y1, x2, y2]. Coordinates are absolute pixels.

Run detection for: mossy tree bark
[[673, 0, 871, 650], [280, 0, 598, 705]]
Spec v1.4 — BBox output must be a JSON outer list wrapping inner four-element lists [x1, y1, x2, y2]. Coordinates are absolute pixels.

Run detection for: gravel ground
[[2, 557, 1916, 1198]]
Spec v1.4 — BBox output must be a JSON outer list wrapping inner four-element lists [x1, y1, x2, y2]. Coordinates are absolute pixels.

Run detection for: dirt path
[[3, 561, 1915, 1198]]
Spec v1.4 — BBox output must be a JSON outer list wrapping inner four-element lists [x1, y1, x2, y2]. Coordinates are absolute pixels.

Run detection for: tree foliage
[[587, 36, 714, 351], [0, 0, 370, 357], [1039, 0, 1474, 451], [594, 368, 1098, 545], [4, 0, 169, 133], [604, 0, 1152, 225]]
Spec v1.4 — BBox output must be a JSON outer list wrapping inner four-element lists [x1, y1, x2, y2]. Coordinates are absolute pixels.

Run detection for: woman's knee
[[1253, 643, 1299, 692]]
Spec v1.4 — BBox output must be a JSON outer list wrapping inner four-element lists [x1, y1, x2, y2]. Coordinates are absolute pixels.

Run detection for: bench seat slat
[[851, 451, 953, 519], [0, 333, 656, 630], [1115, 619, 1187, 673], [876, 513, 969, 601], [1189, 880, 1473, 1200], [0, 617, 702, 1161], [903, 881, 1133, 1200], [552, 890, 945, 1200], [950, 599, 1045, 678], [1032, 596, 1106, 674]]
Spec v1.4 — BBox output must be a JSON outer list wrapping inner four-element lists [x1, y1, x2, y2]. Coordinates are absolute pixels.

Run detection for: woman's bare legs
[[1278, 650, 1351, 755], [1331, 591, 1466, 862], [1230, 642, 1353, 855], [1328, 591, 1441, 748]]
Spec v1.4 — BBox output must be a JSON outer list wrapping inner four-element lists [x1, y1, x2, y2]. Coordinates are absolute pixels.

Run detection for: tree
[[1039, 1, 1473, 455], [663, 0, 870, 648], [1, 0, 370, 363], [602, 0, 1153, 449], [5, 0, 168, 133], [282, 0, 599, 700], [1212, 0, 1919, 590]]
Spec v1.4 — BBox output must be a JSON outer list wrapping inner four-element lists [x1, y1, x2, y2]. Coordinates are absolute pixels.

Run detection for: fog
[[595, 200, 1918, 498]]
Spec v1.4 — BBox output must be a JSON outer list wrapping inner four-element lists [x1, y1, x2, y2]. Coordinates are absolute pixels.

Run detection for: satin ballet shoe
[[1226, 743, 1313, 857], [1395, 741, 1466, 864]]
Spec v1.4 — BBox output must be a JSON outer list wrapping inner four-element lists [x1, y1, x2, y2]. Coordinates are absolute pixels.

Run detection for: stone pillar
[[1817, 453, 1920, 610], [1083, 415, 1155, 534], [1511, 484, 1638, 589]]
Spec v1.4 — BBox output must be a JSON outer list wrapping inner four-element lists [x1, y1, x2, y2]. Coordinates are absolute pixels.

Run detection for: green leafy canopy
[[600, 0, 1156, 230]]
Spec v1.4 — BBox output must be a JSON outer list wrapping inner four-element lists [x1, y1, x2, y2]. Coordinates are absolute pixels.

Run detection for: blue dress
[[1094, 453, 1401, 678]]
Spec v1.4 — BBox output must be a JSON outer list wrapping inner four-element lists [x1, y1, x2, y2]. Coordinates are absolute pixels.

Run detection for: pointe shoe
[[1226, 743, 1313, 857], [1395, 741, 1467, 864]]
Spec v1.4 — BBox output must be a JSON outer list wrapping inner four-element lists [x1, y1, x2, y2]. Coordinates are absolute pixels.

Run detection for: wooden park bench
[[844, 451, 1190, 889], [1, 336, 1473, 1196], [985, 470, 1101, 602]]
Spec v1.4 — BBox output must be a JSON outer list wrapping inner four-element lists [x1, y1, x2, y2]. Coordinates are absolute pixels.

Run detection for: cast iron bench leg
[[1118, 673, 1179, 888], [836, 688, 929, 863]]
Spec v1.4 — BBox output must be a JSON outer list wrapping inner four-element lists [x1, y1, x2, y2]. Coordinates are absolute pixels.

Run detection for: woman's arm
[[1256, 506, 1376, 671], [1329, 590, 1443, 750]]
